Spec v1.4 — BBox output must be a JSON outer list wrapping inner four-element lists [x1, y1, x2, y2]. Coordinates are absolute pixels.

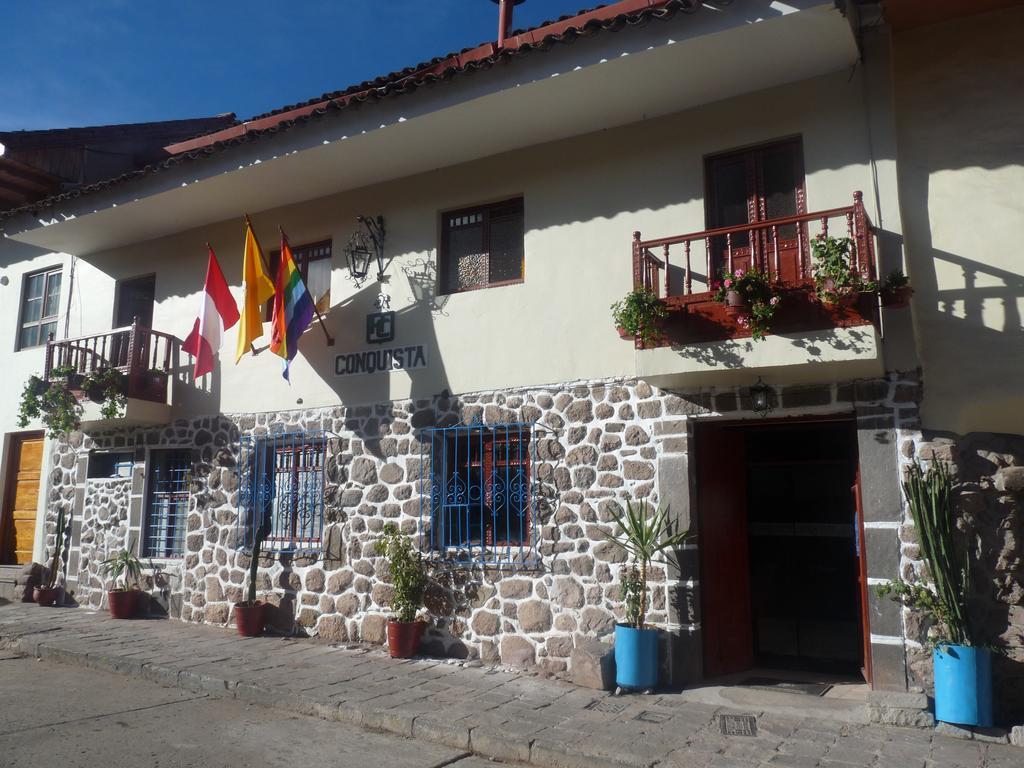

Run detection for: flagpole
[[279, 226, 335, 346]]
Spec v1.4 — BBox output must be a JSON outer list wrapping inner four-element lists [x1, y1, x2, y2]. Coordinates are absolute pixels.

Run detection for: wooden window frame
[[438, 197, 525, 296], [16, 266, 62, 351]]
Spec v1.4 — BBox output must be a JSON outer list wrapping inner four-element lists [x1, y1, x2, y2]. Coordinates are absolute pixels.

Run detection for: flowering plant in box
[[711, 266, 781, 342]]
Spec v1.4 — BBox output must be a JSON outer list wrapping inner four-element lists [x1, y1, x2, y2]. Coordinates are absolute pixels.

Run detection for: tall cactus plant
[[246, 514, 271, 605], [877, 460, 972, 645], [43, 508, 66, 590]]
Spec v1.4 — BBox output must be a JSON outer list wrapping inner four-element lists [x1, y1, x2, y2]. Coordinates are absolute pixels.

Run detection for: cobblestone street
[[1, 604, 1019, 768]]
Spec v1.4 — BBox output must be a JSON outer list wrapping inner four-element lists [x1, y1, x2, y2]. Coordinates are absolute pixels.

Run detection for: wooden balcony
[[44, 320, 185, 426], [630, 192, 883, 386]]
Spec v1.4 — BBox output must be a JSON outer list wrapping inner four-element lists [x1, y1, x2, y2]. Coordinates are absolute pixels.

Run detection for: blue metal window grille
[[144, 450, 192, 558], [420, 422, 537, 565], [238, 432, 326, 552]]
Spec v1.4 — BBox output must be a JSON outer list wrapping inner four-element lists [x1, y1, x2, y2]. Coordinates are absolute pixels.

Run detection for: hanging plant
[[610, 288, 667, 347], [811, 235, 876, 305], [82, 368, 127, 420], [711, 267, 781, 341], [880, 269, 913, 308], [17, 365, 83, 439]]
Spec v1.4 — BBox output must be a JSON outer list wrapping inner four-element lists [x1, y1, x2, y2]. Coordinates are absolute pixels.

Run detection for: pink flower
[[734, 268, 745, 278], [723, 278, 733, 288], [770, 296, 780, 307], [737, 316, 749, 327]]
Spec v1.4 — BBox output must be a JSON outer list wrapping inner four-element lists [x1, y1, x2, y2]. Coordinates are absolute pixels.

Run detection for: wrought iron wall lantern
[[344, 215, 387, 281], [748, 377, 775, 418]]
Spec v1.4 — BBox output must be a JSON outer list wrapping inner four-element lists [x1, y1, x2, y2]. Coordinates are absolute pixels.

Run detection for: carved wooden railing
[[44, 318, 184, 404], [632, 191, 877, 301]]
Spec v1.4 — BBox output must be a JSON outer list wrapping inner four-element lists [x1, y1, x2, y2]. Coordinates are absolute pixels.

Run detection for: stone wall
[[76, 477, 132, 608], [897, 431, 1024, 722], [43, 372, 949, 687]]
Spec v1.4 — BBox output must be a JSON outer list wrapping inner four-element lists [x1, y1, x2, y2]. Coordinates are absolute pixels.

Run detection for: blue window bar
[[144, 450, 192, 558], [238, 431, 326, 552], [420, 421, 539, 566]]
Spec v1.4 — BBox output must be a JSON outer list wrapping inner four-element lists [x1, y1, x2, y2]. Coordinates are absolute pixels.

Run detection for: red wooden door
[[705, 139, 807, 284], [697, 425, 754, 677]]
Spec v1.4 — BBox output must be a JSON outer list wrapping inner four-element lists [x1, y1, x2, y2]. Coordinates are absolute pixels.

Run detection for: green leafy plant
[[610, 288, 668, 347], [243, 514, 271, 606], [82, 368, 127, 420], [375, 522, 427, 623], [711, 266, 781, 341], [603, 500, 690, 629], [99, 545, 143, 592], [43, 508, 67, 590], [620, 564, 645, 629], [811, 235, 875, 304], [875, 460, 972, 646], [17, 365, 83, 438], [883, 269, 909, 291]]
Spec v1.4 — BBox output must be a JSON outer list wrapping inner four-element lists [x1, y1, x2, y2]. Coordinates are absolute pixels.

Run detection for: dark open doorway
[[697, 417, 870, 682]]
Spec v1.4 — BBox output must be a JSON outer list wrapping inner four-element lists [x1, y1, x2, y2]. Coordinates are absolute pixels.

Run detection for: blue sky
[[2, 1, 596, 131]]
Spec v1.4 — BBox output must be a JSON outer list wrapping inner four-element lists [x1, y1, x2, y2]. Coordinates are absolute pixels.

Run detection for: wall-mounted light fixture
[[344, 215, 386, 281], [748, 377, 775, 418]]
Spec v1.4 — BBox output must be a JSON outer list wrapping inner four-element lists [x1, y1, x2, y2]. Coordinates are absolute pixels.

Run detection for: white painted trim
[[863, 521, 900, 529], [870, 634, 904, 645]]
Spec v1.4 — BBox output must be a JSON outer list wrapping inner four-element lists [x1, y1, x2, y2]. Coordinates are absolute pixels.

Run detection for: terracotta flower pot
[[234, 602, 267, 637], [34, 586, 62, 607], [386, 620, 424, 659], [881, 285, 913, 308], [616, 326, 634, 340], [107, 589, 139, 619], [724, 289, 749, 319]]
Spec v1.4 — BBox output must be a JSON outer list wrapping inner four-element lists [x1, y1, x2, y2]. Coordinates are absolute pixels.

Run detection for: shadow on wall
[[893, 5, 1024, 433]]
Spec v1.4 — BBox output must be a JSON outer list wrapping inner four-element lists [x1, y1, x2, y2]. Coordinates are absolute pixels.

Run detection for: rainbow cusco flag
[[270, 231, 315, 381]]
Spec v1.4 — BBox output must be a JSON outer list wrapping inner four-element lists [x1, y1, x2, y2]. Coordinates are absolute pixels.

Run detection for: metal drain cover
[[719, 713, 758, 736], [585, 698, 628, 714]]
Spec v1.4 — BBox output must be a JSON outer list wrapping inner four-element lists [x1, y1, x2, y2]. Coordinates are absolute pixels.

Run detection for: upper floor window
[[266, 240, 332, 319], [17, 267, 61, 350], [440, 198, 524, 294], [705, 138, 806, 284], [238, 432, 326, 552], [421, 422, 533, 565]]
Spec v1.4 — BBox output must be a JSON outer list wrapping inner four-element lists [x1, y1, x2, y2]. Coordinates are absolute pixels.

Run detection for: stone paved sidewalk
[[0, 604, 1018, 768]]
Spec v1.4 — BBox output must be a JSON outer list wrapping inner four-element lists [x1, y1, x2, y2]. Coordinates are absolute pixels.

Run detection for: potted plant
[[711, 267, 780, 341], [375, 522, 427, 658], [82, 368, 127, 419], [234, 515, 270, 637], [99, 545, 143, 619], [610, 288, 668, 347], [880, 269, 913, 308], [876, 459, 992, 727], [811, 235, 875, 307], [603, 500, 690, 692], [34, 508, 67, 607], [17, 366, 84, 438]]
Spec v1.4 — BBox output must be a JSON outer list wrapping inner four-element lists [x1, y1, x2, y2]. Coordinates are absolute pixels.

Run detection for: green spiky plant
[[244, 514, 271, 606], [375, 523, 426, 623], [603, 500, 690, 629], [99, 543, 143, 592], [42, 508, 67, 590], [876, 460, 972, 646]]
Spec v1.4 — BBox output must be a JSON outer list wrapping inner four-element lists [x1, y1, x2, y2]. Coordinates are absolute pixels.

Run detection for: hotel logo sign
[[335, 345, 427, 377]]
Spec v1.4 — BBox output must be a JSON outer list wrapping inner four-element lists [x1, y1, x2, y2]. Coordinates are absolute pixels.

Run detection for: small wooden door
[[1, 434, 44, 565], [705, 139, 807, 284], [115, 274, 155, 328], [697, 425, 754, 677]]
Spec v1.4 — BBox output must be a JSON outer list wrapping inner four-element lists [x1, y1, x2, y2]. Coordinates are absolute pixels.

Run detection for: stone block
[[500, 635, 535, 667], [867, 690, 928, 709], [570, 638, 615, 690], [1010, 725, 1024, 747]]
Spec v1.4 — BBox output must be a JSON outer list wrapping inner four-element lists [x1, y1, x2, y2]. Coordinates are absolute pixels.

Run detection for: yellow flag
[[235, 219, 276, 362]]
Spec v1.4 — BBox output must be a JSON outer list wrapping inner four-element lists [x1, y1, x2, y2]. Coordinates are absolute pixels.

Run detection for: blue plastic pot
[[614, 623, 659, 690], [933, 644, 993, 727]]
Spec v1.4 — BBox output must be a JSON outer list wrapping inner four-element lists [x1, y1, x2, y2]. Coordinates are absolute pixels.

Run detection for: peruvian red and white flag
[[182, 245, 240, 379]]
